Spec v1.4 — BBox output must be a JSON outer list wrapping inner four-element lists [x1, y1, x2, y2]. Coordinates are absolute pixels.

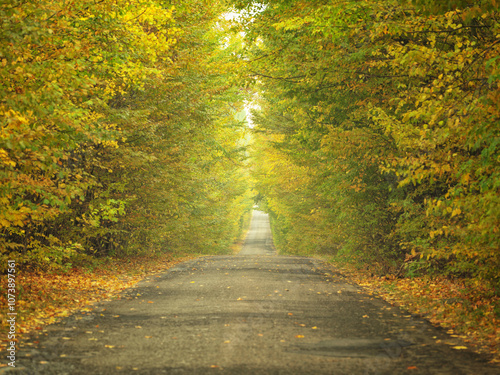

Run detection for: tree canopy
[[237, 0, 499, 285], [1, 0, 252, 271]]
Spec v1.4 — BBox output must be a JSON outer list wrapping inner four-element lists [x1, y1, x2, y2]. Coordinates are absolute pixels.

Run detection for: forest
[[0, 0, 499, 358], [241, 0, 500, 287], [1, 0, 253, 272]]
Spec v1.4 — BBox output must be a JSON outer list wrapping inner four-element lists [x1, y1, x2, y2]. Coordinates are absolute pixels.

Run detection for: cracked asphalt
[[6, 211, 499, 374]]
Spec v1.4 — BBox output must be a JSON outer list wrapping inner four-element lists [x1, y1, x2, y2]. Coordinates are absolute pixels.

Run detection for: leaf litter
[[0, 253, 196, 352]]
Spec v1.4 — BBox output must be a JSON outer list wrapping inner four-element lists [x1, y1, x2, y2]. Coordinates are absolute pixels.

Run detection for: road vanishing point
[[9, 211, 499, 374]]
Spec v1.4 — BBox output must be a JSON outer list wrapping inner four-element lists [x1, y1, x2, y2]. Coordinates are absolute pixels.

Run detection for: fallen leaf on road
[[295, 335, 304, 338], [104, 345, 115, 348], [407, 366, 418, 370], [452, 346, 468, 350]]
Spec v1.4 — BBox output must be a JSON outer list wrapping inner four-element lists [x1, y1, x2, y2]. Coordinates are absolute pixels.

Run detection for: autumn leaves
[[0, 0, 252, 270], [240, 0, 499, 284]]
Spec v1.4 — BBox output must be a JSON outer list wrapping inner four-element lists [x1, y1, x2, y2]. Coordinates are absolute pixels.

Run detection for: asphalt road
[[9, 211, 498, 374]]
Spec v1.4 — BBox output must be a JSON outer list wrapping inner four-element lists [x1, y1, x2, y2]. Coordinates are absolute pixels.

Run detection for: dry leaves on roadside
[[0, 253, 195, 349], [333, 263, 500, 363]]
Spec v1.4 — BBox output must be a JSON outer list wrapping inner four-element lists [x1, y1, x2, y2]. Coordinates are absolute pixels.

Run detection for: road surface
[[8, 211, 498, 374]]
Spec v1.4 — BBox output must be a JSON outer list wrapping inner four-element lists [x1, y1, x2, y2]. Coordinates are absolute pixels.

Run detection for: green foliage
[[242, 0, 500, 284], [405, 0, 499, 15], [1, 0, 252, 271]]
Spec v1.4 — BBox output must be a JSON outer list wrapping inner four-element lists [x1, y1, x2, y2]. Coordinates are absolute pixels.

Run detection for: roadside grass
[[329, 261, 500, 363], [0, 252, 198, 352]]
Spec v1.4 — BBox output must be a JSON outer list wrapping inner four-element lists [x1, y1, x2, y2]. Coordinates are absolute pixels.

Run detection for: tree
[[1, 0, 252, 271], [238, 0, 500, 283]]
